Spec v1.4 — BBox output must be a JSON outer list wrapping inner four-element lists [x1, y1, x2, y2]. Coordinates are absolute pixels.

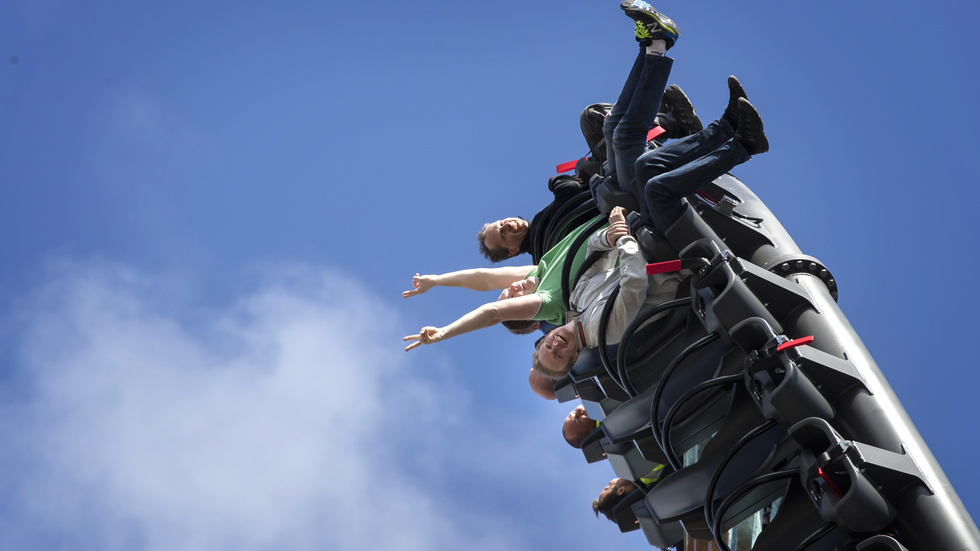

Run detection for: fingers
[[403, 333, 422, 351], [609, 206, 627, 224], [607, 219, 629, 246], [607, 208, 628, 247], [403, 327, 438, 351], [610, 220, 629, 234], [402, 273, 425, 299]]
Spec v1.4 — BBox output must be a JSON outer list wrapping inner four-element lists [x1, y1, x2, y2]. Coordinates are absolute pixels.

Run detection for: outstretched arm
[[402, 265, 535, 298], [581, 207, 631, 278], [403, 293, 542, 351]]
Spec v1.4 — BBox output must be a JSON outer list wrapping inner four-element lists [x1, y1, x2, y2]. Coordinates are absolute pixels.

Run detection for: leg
[[602, 49, 648, 181], [642, 88, 770, 231], [608, 53, 673, 192], [631, 118, 735, 200], [642, 136, 751, 232]]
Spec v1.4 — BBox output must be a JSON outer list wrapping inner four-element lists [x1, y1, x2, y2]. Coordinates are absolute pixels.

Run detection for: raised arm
[[575, 208, 649, 346], [402, 265, 535, 298], [403, 293, 542, 351], [578, 207, 631, 283], [602, 231, 650, 344]]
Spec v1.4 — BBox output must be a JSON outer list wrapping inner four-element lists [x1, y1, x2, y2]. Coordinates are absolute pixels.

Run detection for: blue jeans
[[634, 118, 751, 233], [602, 50, 673, 194]]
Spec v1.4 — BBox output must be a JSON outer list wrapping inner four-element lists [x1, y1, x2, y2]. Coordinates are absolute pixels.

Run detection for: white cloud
[[0, 260, 558, 551]]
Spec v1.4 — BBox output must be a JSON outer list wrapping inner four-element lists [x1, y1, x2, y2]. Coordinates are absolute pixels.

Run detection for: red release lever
[[647, 126, 666, 141], [647, 260, 682, 275], [556, 160, 578, 174], [818, 467, 845, 498], [777, 335, 815, 352], [646, 257, 710, 275]]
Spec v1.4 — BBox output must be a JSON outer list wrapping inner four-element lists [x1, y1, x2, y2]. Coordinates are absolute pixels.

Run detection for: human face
[[483, 218, 529, 258], [538, 324, 580, 375], [598, 478, 635, 503], [562, 405, 595, 444], [499, 276, 539, 300]]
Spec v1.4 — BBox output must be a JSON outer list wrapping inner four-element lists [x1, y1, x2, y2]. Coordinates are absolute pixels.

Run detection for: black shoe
[[654, 112, 679, 140], [723, 75, 747, 130], [735, 97, 769, 155], [661, 84, 703, 138]]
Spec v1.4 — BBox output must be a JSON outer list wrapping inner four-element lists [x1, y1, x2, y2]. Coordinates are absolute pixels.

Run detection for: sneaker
[[723, 75, 747, 130], [735, 97, 769, 155], [620, 1, 680, 49], [653, 112, 680, 140], [661, 84, 703, 138]]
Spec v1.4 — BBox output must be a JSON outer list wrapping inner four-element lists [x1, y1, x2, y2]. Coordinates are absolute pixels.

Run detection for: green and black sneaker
[[620, 1, 680, 49]]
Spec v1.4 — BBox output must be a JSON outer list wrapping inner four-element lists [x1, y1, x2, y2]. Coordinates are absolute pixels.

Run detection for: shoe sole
[[728, 75, 747, 101], [621, 1, 680, 43], [663, 85, 703, 133], [738, 97, 769, 154]]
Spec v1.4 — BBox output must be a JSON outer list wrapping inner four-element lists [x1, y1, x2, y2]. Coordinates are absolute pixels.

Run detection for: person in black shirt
[[477, 172, 598, 264]]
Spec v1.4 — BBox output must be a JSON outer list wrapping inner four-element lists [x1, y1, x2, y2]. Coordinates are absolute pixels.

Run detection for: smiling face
[[481, 218, 529, 259], [536, 323, 580, 377], [562, 405, 596, 447], [498, 276, 539, 301]]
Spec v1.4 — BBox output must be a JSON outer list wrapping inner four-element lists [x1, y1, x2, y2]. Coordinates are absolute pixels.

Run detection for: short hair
[[477, 223, 511, 263], [531, 340, 573, 380], [592, 482, 633, 522], [502, 319, 537, 335]]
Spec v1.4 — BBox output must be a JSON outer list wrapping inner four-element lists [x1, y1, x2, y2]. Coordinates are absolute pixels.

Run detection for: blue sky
[[1, 1, 978, 550]]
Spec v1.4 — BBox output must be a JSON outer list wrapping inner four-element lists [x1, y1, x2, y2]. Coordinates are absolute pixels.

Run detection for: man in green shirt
[[402, 211, 625, 352]]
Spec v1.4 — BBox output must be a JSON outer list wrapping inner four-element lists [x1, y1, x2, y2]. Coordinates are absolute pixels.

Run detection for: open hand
[[402, 273, 434, 298], [403, 326, 443, 351]]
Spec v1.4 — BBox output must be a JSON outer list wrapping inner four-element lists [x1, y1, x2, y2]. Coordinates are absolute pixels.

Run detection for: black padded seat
[[644, 387, 789, 537], [619, 306, 718, 397], [603, 387, 734, 468], [566, 350, 631, 403], [750, 482, 848, 551], [856, 535, 911, 551], [536, 190, 599, 264], [632, 499, 685, 548], [580, 427, 608, 464], [591, 173, 641, 215], [611, 487, 647, 533], [600, 432, 664, 481], [553, 374, 578, 403], [627, 211, 678, 265]]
